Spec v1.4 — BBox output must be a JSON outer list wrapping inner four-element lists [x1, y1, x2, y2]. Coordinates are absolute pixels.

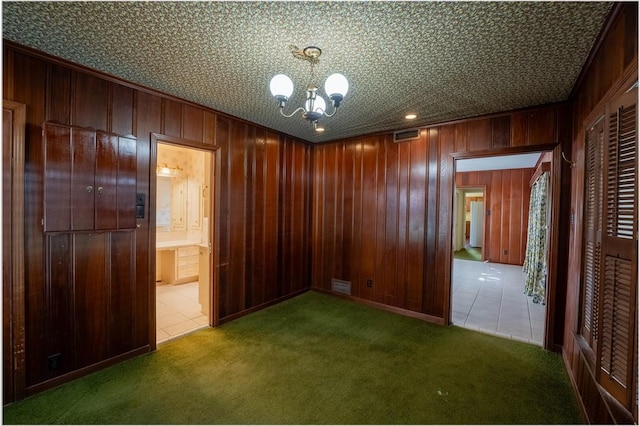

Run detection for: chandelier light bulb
[[324, 73, 349, 98], [306, 93, 326, 113], [269, 74, 294, 99]]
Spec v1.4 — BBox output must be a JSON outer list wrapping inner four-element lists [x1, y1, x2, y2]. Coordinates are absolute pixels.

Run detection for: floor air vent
[[331, 279, 352, 296], [394, 128, 420, 142]]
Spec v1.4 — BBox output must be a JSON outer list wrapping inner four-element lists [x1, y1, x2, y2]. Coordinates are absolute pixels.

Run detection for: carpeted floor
[[454, 246, 483, 261], [3, 291, 583, 425]]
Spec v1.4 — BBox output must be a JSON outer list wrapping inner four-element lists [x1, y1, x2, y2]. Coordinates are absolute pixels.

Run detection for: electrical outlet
[[366, 279, 373, 287], [48, 353, 61, 371]]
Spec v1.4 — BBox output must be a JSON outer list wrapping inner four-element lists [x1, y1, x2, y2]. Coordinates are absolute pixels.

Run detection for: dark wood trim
[[313, 288, 446, 325], [3, 99, 26, 402], [529, 162, 550, 187], [150, 133, 221, 339], [562, 347, 590, 424], [24, 346, 150, 397]]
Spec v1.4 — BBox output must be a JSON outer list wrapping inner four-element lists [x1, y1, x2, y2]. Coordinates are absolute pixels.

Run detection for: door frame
[[454, 185, 486, 260], [450, 147, 558, 350], [3, 100, 27, 402], [150, 134, 220, 349]]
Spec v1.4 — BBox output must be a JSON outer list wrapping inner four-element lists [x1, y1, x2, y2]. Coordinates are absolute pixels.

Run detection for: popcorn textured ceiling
[[3, 1, 612, 143]]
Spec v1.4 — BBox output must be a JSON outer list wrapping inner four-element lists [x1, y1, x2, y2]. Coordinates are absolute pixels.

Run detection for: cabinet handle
[[97, 186, 104, 194], [86, 186, 93, 194]]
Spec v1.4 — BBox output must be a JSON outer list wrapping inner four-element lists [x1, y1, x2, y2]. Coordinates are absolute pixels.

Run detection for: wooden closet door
[[95, 133, 118, 230], [70, 128, 96, 231]]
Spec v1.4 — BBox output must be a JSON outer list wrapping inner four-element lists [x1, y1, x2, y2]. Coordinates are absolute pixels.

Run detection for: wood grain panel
[[468, 119, 491, 152], [182, 104, 204, 142], [74, 232, 107, 369], [133, 91, 159, 349], [491, 115, 511, 149], [111, 84, 134, 137], [95, 132, 118, 230], [45, 234, 73, 376], [263, 131, 280, 302], [73, 72, 108, 130], [12, 51, 48, 388], [527, 108, 556, 145], [2, 108, 13, 401], [511, 112, 528, 147], [108, 231, 135, 357], [43, 123, 72, 232], [47, 64, 71, 125], [117, 136, 137, 229], [162, 99, 182, 137], [70, 127, 96, 231]]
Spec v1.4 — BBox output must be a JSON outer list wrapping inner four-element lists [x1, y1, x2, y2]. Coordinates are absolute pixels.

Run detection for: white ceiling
[[456, 152, 542, 172], [2, 2, 612, 143]]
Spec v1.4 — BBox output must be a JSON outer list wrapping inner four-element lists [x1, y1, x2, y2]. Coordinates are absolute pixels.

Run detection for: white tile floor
[[156, 281, 209, 344], [451, 258, 545, 345]]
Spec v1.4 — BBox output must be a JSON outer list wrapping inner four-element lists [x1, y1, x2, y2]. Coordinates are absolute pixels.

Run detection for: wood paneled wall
[[3, 41, 311, 397], [562, 3, 638, 424], [456, 168, 534, 266], [311, 104, 566, 321]]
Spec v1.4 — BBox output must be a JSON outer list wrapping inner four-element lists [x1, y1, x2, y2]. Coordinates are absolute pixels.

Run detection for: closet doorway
[[153, 140, 214, 345], [450, 151, 552, 346]]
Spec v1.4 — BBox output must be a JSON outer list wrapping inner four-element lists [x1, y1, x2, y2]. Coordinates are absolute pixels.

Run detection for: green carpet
[[454, 246, 483, 261], [3, 291, 583, 425]]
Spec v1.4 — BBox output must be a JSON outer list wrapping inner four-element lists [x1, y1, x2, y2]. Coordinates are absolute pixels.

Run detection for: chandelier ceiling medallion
[[269, 45, 349, 132]]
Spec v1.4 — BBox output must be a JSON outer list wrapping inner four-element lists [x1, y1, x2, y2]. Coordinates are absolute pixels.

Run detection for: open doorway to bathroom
[[155, 142, 213, 344], [450, 152, 551, 346]]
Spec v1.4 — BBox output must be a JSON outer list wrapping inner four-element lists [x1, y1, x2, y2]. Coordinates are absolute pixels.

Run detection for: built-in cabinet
[[43, 123, 137, 232], [159, 245, 200, 284]]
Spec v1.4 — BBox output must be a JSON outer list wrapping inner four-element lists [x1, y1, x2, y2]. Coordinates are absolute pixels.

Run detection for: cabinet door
[[171, 178, 186, 230], [95, 133, 118, 230], [116, 136, 137, 229], [187, 180, 202, 230], [44, 123, 72, 232], [70, 128, 97, 231]]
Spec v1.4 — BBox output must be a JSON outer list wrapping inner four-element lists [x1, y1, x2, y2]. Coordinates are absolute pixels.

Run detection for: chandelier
[[269, 46, 349, 132]]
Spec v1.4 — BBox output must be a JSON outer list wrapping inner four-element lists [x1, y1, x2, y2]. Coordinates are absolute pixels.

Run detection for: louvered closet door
[[598, 86, 638, 407], [581, 119, 604, 350]]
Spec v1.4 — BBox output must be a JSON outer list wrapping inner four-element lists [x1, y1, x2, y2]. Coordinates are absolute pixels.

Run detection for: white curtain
[[523, 172, 549, 304]]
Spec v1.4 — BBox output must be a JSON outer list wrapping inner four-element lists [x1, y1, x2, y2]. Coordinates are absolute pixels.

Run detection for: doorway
[[450, 152, 551, 346], [154, 142, 213, 344]]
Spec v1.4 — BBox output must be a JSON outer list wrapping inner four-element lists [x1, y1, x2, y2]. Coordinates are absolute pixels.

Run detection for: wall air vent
[[331, 278, 352, 296], [393, 128, 421, 143]]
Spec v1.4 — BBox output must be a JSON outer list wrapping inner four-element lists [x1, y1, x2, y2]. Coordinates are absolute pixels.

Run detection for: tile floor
[[156, 281, 209, 344], [451, 258, 545, 345]]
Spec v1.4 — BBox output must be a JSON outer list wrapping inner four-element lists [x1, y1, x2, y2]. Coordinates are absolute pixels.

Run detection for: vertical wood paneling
[[9, 42, 313, 397], [407, 135, 427, 311], [73, 72, 108, 130], [108, 231, 135, 357], [15, 52, 49, 387], [95, 133, 118, 230], [74, 233, 107, 369], [228, 120, 247, 313], [183, 104, 204, 142], [133, 91, 159, 348], [468, 119, 491, 151], [215, 117, 230, 318], [45, 234, 73, 376], [383, 140, 399, 306], [111, 84, 134, 137], [511, 112, 528, 147], [374, 136, 388, 304], [491, 115, 511, 149], [424, 127, 440, 313], [162, 99, 182, 137], [360, 137, 377, 299], [47, 64, 71, 125]]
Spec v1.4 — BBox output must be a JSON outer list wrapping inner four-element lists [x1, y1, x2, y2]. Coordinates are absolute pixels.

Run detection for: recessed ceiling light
[[405, 113, 417, 120], [315, 126, 325, 132]]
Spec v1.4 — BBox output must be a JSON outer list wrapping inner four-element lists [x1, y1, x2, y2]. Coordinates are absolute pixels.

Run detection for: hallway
[[451, 258, 545, 345]]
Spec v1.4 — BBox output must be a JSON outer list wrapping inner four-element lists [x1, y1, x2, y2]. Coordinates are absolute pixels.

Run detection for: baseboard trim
[[312, 287, 446, 325], [24, 346, 151, 398], [218, 287, 310, 325]]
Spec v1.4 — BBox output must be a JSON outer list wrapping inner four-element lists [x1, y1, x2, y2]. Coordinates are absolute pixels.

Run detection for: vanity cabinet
[[159, 245, 199, 284]]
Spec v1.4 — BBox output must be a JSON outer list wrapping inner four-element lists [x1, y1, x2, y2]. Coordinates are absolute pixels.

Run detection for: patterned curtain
[[523, 171, 549, 304]]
